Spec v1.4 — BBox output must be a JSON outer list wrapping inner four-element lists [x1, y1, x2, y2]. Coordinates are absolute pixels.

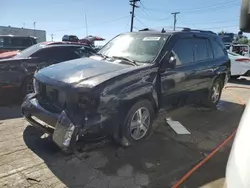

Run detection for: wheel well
[[213, 73, 226, 86], [119, 94, 157, 118]]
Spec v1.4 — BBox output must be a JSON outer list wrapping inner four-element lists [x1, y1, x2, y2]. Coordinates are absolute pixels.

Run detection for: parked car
[[227, 51, 250, 78], [0, 41, 96, 103], [229, 44, 250, 56], [0, 35, 37, 54], [21, 28, 230, 152]]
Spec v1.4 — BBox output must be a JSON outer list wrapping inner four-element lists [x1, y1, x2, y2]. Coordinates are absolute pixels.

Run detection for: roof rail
[[182, 28, 216, 35]]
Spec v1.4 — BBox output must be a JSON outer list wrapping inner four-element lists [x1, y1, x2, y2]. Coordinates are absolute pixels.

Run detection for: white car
[[227, 51, 250, 78]]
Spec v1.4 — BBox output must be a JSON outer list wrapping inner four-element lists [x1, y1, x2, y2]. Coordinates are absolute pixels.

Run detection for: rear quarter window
[[211, 38, 226, 58]]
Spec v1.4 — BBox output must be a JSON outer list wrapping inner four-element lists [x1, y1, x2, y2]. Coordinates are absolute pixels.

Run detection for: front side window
[[99, 33, 167, 63], [172, 38, 194, 65]]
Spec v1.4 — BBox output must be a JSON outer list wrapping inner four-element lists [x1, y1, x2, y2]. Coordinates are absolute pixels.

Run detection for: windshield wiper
[[96, 53, 109, 59], [111, 56, 138, 66]]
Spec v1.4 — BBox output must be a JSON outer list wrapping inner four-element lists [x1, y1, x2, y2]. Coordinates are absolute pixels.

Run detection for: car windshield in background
[[14, 43, 44, 58], [98, 33, 167, 63], [0, 36, 36, 49], [228, 51, 241, 56]]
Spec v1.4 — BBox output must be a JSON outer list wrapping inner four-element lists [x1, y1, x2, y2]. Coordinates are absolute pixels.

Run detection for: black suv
[[0, 42, 96, 103], [22, 28, 230, 152]]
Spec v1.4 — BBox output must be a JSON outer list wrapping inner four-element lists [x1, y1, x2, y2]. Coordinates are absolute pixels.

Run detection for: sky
[[1, 0, 242, 45]]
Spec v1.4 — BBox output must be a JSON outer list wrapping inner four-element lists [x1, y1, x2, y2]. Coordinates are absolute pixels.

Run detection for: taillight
[[235, 58, 250, 62]]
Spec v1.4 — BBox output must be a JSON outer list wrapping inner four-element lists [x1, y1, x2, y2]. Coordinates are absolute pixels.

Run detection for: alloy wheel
[[130, 107, 150, 140]]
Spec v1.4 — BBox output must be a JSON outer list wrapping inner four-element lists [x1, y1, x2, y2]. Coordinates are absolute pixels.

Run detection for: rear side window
[[211, 39, 225, 58], [172, 38, 194, 65], [193, 38, 208, 62], [206, 39, 213, 59]]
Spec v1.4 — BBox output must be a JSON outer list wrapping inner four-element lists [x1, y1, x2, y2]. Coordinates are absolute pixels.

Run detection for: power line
[[129, 0, 140, 32], [139, 0, 238, 15], [134, 16, 147, 28], [179, 0, 239, 12], [48, 15, 130, 33], [182, 19, 239, 25], [139, 1, 170, 20]]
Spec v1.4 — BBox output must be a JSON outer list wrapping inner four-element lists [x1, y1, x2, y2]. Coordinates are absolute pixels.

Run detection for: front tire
[[120, 100, 154, 147]]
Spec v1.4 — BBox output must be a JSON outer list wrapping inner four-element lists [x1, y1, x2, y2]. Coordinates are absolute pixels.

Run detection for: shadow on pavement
[[23, 100, 243, 188], [229, 77, 250, 86]]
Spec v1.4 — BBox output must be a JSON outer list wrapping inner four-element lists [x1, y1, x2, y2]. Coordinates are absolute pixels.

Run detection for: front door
[[160, 37, 198, 108]]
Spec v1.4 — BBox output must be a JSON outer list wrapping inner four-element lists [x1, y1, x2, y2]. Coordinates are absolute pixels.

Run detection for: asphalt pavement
[[0, 77, 249, 188]]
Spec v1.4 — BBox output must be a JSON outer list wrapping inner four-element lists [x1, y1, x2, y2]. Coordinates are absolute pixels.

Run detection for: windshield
[[228, 51, 241, 56], [98, 33, 167, 63], [14, 43, 44, 58]]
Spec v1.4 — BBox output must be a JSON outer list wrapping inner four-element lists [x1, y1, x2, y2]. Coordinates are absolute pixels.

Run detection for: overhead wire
[[134, 16, 148, 28], [139, 1, 171, 21], [48, 15, 130, 33]]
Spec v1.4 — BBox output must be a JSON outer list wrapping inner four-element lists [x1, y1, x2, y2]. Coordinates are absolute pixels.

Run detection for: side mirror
[[168, 56, 176, 69], [159, 55, 176, 72]]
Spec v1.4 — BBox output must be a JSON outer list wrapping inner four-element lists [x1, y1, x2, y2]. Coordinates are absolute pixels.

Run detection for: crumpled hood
[[36, 57, 141, 87]]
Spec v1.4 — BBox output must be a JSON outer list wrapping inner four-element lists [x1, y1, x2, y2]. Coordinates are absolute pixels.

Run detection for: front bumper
[[21, 94, 78, 151], [21, 94, 111, 151]]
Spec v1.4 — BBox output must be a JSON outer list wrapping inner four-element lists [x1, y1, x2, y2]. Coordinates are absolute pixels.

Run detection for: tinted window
[[193, 38, 207, 61], [206, 39, 213, 58], [31, 47, 80, 61], [211, 39, 225, 58], [172, 38, 194, 65]]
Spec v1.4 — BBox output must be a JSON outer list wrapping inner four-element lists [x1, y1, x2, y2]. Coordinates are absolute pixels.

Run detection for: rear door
[[191, 37, 214, 98]]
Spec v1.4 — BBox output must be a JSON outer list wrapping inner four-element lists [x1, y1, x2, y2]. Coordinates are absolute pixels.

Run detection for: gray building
[[0, 26, 46, 42]]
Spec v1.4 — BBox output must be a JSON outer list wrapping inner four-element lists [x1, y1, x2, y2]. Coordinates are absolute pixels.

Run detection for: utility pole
[[33, 22, 36, 37], [51, 34, 54, 41], [85, 14, 88, 36], [171, 12, 180, 31], [129, 0, 140, 32]]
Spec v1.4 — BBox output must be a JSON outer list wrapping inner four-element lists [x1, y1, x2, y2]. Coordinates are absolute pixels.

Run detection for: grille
[[37, 81, 66, 113]]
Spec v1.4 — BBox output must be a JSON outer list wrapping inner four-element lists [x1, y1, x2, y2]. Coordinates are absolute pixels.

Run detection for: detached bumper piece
[[53, 111, 78, 153], [21, 94, 78, 153]]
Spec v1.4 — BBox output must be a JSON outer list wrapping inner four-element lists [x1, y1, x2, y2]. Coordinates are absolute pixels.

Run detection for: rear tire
[[120, 100, 154, 147], [205, 78, 224, 109]]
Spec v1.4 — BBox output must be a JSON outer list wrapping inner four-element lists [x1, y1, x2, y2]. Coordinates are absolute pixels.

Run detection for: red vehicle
[[0, 35, 37, 54]]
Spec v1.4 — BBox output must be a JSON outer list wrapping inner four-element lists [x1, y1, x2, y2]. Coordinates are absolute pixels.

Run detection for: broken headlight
[[78, 94, 98, 111]]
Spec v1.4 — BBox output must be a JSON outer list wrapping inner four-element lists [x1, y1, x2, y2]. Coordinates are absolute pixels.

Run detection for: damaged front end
[[21, 81, 108, 153]]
